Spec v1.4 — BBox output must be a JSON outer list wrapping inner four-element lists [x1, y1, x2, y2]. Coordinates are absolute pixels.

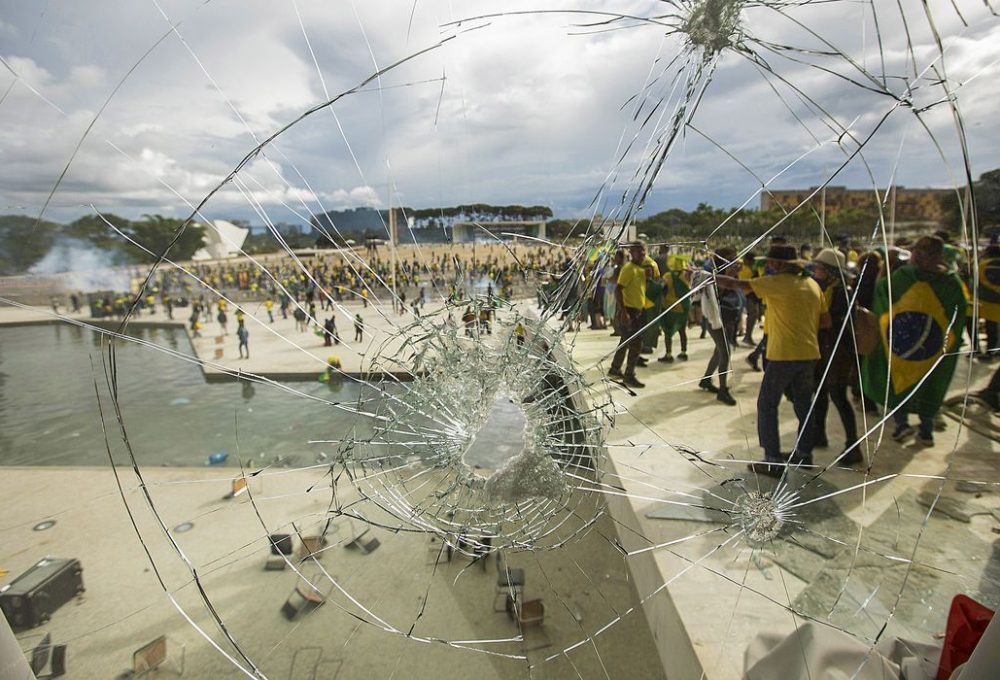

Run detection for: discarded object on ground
[[0, 557, 84, 630]]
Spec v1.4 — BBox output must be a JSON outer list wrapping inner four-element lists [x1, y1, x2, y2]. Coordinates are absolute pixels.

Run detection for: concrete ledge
[[601, 455, 705, 679]]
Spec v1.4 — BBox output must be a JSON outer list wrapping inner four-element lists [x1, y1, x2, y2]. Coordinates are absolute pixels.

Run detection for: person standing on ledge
[[609, 241, 650, 389], [716, 244, 830, 477], [354, 313, 364, 343]]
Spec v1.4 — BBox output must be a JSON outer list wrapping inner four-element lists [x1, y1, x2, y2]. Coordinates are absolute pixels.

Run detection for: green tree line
[[0, 213, 205, 275]]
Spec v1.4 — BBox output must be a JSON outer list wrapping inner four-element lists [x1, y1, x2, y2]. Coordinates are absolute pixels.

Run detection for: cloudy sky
[[1, 0, 998, 226]]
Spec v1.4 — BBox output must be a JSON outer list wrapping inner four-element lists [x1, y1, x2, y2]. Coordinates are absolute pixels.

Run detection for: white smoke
[[28, 238, 131, 292]]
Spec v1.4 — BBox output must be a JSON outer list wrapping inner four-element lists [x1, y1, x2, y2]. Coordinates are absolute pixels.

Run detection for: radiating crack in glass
[[2, 0, 999, 678]]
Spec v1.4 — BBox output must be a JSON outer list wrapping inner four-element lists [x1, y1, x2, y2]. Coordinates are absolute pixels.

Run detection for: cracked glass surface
[[1, 1, 999, 678]]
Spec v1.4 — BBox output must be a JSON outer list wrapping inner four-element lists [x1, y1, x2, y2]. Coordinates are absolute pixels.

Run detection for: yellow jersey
[[617, 262, 647, 310], [749, 273, 827, 361]]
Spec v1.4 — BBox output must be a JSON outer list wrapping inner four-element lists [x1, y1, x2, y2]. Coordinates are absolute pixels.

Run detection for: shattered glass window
[[2, 1, 1000, 678]]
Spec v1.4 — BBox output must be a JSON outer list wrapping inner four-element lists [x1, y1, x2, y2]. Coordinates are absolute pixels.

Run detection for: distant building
[[761, 186, 950, 223], [593, 217, 635, 243], [452, 221, 546, 243]]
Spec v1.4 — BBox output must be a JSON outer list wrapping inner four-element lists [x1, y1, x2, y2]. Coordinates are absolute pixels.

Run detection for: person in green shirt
[[657, 264, 691, 363]]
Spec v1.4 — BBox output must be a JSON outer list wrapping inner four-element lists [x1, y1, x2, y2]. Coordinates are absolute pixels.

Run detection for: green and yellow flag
[[660, 271, 690, 337], [862, 265, 966, 417]]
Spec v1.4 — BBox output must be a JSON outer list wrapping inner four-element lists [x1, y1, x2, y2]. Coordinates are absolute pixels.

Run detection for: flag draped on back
[[662, 271, 691, 315], [862, 265, 966, 418], [660, 270, 690, 336]]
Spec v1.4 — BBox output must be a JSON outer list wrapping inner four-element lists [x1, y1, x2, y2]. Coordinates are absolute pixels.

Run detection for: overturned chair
[[343, 522, 380, 555], [265, 533, 294, 571], [131, 635, 185, 677], [281, 579, 328, 621], [493, 556, 525, 612]]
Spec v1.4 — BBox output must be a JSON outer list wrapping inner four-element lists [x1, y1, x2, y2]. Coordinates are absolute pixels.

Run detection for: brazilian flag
[[862, 265, 966, 417], [978, 257, 1000, 322], [661, 271, 691, 337], [642, 277, 665, 350]]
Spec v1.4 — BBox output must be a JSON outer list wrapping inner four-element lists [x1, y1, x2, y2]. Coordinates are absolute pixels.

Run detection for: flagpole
[[820, 185, 826, 242], [388, 173, 398, 314], [889, 184, 897, 244]]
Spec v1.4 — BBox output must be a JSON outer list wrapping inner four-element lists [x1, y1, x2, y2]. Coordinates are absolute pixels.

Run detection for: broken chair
[[132, 635, 185, 677]]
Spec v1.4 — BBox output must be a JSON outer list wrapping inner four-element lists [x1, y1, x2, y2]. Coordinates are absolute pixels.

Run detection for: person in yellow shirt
[[609, 242, 650, 388], [264, 298, 274, 323], [717, 244, 830, 476]]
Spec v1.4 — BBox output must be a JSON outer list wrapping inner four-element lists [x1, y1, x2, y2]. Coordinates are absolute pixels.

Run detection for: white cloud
[[0, 0, 997, 224], [328, 185, 381, 208]]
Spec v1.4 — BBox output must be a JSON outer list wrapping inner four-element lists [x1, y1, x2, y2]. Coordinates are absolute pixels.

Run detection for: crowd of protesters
[[148, 245, 567, 307], [59, 232, 998, 478], [598, 230, 992, 478]]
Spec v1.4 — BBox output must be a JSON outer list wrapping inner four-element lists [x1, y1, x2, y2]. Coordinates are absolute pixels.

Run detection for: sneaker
[[891, 424, 915, 442], [623, 375, 646, 389], [746, 355, 761, 372], [658, 354, 674, 363], [698, 378, 718, 393], [916, 435, 934, 447], [636, 357, 649, 367], [609, 367, 624, 379], [677, 352, 688, 361], [717, 388, 736, 406]]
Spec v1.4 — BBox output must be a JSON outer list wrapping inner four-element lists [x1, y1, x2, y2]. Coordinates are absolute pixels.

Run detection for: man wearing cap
[[718, 244, 830, 476], [609, 241, 651, 388]]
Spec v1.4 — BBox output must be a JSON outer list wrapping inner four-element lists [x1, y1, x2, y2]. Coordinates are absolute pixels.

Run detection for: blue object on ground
[[207, 451, 228, 465]]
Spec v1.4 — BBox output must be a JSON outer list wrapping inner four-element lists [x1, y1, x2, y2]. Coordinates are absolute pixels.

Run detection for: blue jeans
[[757, 359, 817, 464]]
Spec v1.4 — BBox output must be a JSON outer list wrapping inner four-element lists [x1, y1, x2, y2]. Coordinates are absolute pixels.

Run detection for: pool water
[[0, 324, 373, 467]]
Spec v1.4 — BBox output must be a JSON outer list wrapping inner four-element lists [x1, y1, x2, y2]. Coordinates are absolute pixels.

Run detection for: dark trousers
[[743, 299, 761, 344], [813, 380, 858, 448], [611, 307, 645, 377], [893, 410, 934, 439], [988, 364, 1000, 395], [664, 324, 688, 355], [757, 359, 817, 463], [987, 321, 1000, 354], [704, 323, 735, 389]]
